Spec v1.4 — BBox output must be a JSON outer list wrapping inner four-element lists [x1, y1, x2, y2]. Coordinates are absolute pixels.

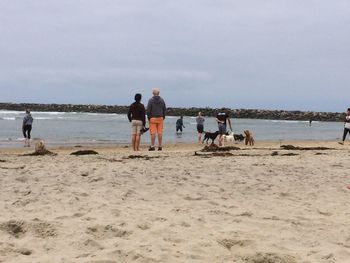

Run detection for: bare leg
[[158, 133, 163, 147], [135, 134, 141, 151], [219, 135, 223, 146], [132, 134, 137, 151], [151, 134, 156, 146]]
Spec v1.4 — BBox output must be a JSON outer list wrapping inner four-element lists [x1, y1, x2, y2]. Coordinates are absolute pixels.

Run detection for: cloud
[[0, 0, 350, 111]]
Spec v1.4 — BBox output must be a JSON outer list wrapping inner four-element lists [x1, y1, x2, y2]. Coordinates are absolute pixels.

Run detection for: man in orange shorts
[[147, 88, 166, 151]]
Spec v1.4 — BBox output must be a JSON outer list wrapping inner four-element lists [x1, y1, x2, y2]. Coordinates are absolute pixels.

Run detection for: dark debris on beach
[[201, 144, 240, 152], [70, 150, 99, 156], [123, 155, 167, 160], [280, 145, 334, 151], [21, 149, 57, 156]]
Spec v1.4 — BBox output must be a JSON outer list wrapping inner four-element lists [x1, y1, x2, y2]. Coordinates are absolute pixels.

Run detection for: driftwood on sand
[[22, 150, 57, 156], [70, 150, 99, 156], [280, 145, 334, 151], [201, 144, 240, 152], [194, 144, 240, 157], [123, 155, 167, 160]]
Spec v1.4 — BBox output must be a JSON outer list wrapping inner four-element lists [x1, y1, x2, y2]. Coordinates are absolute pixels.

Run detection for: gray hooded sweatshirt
[[147, 96, 166, 119], [23, 113, 34, 126]]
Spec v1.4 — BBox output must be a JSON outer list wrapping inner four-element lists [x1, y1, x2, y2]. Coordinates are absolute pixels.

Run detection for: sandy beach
[[0, 141, 349, 263]]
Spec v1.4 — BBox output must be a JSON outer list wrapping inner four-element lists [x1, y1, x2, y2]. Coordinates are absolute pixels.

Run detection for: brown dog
[[244, 130, 254, 146]]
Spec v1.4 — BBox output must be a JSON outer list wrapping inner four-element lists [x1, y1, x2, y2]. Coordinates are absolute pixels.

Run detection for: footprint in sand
[[0, 220, 57, 238], [0, 242, 32, 257], [85, 261, 117, 263], [240, 252, 297, 263], [218, 238, 253, 250], [0, 220, 27, 238], [29, 221, 57, 238], [86, 225, 131, 239], [16, 247, 32, 255], [83, 239, 104, 250], [137, 223, 151, 230]]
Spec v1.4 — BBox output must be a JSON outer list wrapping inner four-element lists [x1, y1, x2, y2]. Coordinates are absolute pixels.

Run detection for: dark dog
[[202, 131, 219, 144], [233, 134, 245, 141]]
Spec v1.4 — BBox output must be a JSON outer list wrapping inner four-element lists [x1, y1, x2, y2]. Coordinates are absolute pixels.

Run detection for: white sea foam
[[0, 117, 16, 120], [35, 117, 56, 120], [270, 120, 309, 124], [32, 111, 65, 115], [0, 110, 23, 114]]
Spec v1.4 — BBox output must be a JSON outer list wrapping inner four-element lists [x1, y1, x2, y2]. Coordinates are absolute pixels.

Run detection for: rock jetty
[[0, 103, 345, 122]]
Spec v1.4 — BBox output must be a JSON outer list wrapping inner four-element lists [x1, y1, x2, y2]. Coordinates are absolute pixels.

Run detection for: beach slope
[[0, 142, 349, 262]]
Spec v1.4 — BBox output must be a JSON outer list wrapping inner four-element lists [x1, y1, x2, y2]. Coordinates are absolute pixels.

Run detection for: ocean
[[0, 110, 345, 148]]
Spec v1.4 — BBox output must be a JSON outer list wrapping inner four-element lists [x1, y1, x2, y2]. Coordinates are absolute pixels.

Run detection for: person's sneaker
[[158, 147, 162, 151], [148, 146, 155, 151]]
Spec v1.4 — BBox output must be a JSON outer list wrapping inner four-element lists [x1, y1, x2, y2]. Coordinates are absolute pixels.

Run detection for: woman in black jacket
[[127, 93, 146, 151]]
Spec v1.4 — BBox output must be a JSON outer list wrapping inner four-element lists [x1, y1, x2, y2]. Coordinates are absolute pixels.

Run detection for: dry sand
[[0, 141, 350, 263]]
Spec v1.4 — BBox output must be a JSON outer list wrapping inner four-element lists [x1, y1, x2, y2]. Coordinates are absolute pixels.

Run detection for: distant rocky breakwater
[[0, 102, 345, 122]]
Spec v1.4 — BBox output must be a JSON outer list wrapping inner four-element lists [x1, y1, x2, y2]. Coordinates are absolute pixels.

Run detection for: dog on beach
[[234, 134, 245, 141], [244, 130, 254, 146], [222, 132, 246, 146], [223, 131, 245, 142], [202, 131, 219, 144], [35, 140, 46, 153], [223, 131, 235, 145]]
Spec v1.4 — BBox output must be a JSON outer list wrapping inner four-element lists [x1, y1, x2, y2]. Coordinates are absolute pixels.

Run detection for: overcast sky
[[0, 0, 349, 112]]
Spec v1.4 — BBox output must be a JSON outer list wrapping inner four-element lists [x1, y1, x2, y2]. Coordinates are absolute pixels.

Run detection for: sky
[[0, 0, 349, 112]]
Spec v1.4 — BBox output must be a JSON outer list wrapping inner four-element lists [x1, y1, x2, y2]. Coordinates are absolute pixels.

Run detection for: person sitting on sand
[[196, 112, 205, 143], [176, 116, 185, 133], [339, 108, 350, 145], [22, 109, 34, 147], [127, 93, 146, 151], [147, 88, 166, 151]]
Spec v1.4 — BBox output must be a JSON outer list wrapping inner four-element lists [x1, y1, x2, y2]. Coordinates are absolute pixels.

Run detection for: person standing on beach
[[216, 108, 232, 146], [339, 108, 350, 145], [196, 112, 205, 143], [176, 116, 185, 133], [147, 88, 166, 151], [22, 109, 33, 147], [127, 93, 146, 151]]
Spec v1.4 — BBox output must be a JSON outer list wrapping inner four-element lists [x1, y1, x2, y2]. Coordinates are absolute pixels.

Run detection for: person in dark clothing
[[176, 116, 185, 133], [22, 109, 34, 147], [339, 108, 350, 145], [127, 93, 146, 151], [216, 108, 233, 146]]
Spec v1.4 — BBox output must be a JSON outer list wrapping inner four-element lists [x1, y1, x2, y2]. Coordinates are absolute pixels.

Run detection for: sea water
[[0, 110, 344, 148]]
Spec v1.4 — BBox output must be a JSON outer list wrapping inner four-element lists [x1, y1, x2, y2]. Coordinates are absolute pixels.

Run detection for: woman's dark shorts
[[218, 123, 226, 135], [197, 124, 204, 133]]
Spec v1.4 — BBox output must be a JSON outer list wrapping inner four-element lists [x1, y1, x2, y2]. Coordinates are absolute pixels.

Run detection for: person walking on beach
[[147, 88, 166, 151], [127, 93, 146, 151], [176, 116, 185, 133], [22, 109, 33, 147], [216, 108, 232, 146], [339, 108, 350, 145], [196, 112, 205, 143]]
